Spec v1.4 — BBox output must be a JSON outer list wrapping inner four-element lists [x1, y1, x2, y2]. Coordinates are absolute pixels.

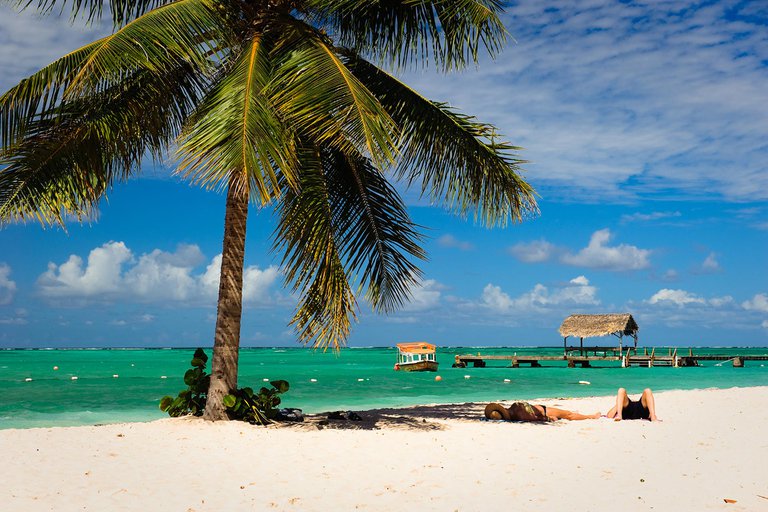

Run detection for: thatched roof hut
[[559, 313, 639, 339]]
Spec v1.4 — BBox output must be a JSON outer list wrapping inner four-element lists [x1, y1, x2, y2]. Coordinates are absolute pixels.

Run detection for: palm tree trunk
[[203, 182, 249, 421]]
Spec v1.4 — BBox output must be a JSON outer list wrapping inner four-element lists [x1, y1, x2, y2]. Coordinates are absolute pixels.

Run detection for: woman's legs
[[640, 388, 659, 421], [544, 406, 600, 421], [606, 387, 630, 419]]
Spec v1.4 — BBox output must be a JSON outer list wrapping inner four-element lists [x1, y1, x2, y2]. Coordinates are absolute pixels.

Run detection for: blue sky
[[1, 1, 766, 348]]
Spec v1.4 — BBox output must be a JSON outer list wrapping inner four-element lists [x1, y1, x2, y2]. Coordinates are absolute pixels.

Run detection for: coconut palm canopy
[[558, 314, 639, 339], [0, 0, 538, 419]]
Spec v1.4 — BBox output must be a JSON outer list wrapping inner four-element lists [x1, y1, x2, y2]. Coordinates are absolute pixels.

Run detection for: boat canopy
[[396, 342, 436, 354]]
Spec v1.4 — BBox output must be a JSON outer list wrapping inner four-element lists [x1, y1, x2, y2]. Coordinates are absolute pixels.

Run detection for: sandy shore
[[2, 387, 767, 511]]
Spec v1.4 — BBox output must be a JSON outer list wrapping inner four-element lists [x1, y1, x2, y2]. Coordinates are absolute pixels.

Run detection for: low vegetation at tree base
[[159, 349, 289, 425]]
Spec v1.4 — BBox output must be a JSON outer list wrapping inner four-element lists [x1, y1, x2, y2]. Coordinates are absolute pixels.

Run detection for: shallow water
[[2, 346, 767, 429]]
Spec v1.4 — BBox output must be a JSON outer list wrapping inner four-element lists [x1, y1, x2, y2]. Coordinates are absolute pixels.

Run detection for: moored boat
[[394, 342, 438, 372]]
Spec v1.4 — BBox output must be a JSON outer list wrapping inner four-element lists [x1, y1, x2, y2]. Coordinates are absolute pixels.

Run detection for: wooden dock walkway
[[453, 348, 768, 369]]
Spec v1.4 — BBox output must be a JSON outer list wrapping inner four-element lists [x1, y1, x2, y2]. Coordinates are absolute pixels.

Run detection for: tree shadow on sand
[[277, 402, 487, 431]]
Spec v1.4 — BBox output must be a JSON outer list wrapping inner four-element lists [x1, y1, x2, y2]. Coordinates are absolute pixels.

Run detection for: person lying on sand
[[485, 401, 600, 422], [606, 387, 660, 421]]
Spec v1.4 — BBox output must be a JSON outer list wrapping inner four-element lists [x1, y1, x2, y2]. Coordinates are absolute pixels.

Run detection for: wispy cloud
[[436, 234, 474, 251], [621, 211, 682, 223], [402, 1, 768, 202], [694, 252, 721, 274], [507, 239, 556, 263]]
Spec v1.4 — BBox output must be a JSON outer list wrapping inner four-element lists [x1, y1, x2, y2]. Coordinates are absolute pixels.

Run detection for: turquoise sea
[[2, 346, 768, 429]]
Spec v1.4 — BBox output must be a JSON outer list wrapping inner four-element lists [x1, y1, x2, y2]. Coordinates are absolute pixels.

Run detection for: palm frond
[[177, 34, 298, 204], [322, 149, 425, 312], [64, 0, 225, 97], [0, 0, 224, 150], [0, 40, 100, 149], [275, 146, 425, 349], [345, 54, 538, 226], [273, 146, 356, 350], [306, 0, 507, 70], [269, 17, 399, 171], [0, 63, 203, 225]]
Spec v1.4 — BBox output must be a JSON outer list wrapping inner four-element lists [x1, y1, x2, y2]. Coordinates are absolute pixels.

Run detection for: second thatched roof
[[559, 313, 638, 339]]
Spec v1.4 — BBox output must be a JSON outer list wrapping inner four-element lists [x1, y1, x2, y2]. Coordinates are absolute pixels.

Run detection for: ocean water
[[2, 346, 768, 429]]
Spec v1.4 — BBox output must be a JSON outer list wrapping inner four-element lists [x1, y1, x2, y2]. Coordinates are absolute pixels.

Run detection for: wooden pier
[[453, 348, 768, 369]]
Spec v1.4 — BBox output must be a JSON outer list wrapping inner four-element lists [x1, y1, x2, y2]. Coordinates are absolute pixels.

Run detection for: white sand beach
[[2, 386, 766, 511]]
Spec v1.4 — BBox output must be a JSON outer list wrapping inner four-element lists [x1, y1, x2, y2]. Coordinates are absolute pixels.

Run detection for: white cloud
[[647, 289, 705, 307], [436, 234, 474, 251], [37, 242, 280, 305], [0, 263, 17, 305], [482, 275, 599, 313], [561, 229, 651, 271], [401, 279, 442, 311], [507, 239, 556, 263], [742, 294, 768, 313], [38, 241, 132, 297]]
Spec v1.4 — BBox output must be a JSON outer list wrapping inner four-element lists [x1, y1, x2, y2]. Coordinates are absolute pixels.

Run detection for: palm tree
[[0, 0, 538, 419]]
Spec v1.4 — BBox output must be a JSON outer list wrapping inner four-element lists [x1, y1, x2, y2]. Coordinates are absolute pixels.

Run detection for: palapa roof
[[558, 313, 638, 338], [396, 342, 436, 354]]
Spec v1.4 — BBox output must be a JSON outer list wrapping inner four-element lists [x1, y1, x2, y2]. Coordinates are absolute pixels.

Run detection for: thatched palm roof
[[559, 313, 638, 338]]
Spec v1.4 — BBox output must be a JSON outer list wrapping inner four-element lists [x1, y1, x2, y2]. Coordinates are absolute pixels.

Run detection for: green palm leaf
[[307, 0, 507, 70], [345, 53, 537, 226], [0, 40, 100, 149], [276, 146, 425, 349], [64, 0, 225, 97], [0, 63, 203, 225], [269, 18, 399, 171], [274, 146, 357, 349], [177, 34, 299, 204]]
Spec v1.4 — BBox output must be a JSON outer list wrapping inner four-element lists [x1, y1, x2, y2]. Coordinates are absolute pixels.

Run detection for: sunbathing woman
[[485, 401, 600, 422], [606, 387, 659, 421]]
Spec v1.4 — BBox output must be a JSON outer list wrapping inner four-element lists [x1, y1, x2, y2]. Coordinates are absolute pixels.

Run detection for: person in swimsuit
[[485, 401, 600, 422], [606, 387, 659, 421]]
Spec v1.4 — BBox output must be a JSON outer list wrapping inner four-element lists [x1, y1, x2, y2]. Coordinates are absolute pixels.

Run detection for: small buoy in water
[[464, 375, 471, 379], [357, 378, 364, 382], [504, 379, 511, 383], [578, 380, 591, 385], [131, 364, 135, 367], [25, 378, 32, 382], [160, 376, 167, 379], [113, 374, 119, 378], [71, 376, 78, 380], [53, 366, 59, 370], [263, 378, 269, 382], [434, 375, 442, 382], [310, 378, 317, 382]]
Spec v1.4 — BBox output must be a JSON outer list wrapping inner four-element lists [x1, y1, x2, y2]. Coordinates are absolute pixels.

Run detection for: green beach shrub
[[159, 349, 290, 424], [222, 380, 290, 425], [159, 348, 210, 417]]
